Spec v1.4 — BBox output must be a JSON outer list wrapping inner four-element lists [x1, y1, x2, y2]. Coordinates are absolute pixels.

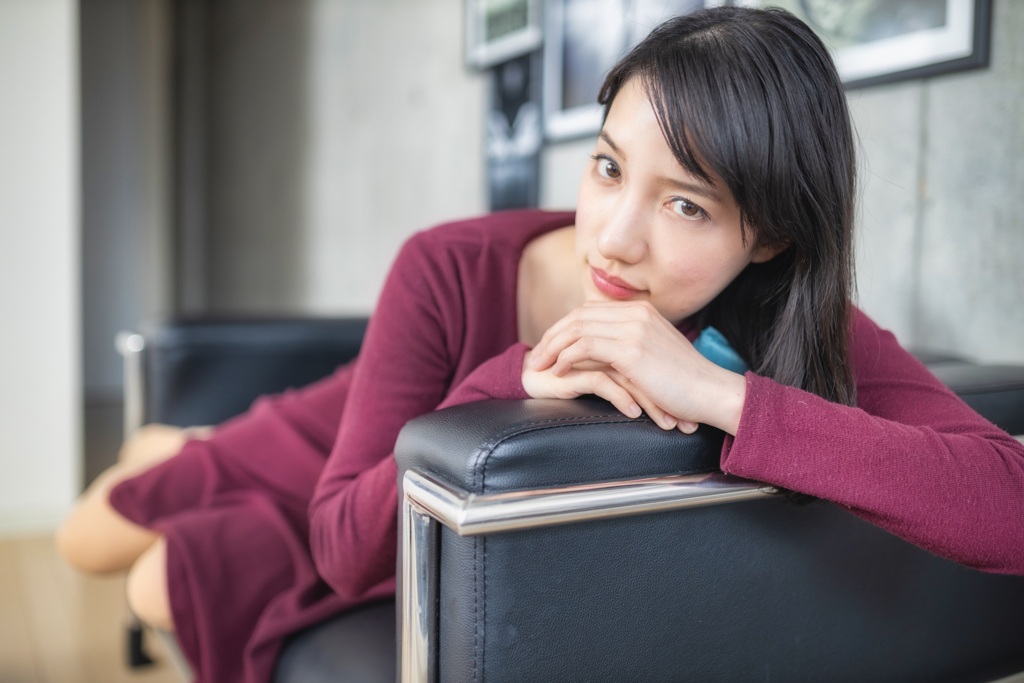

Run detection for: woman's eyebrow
[[658, 174, 723, 203], [600, 130, 722, 203], [598, 131, 625, 157]]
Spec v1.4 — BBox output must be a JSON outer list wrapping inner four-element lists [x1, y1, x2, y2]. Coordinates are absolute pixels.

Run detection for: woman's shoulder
[[847, 306, 951, 394], [848, 306, 912, 374]]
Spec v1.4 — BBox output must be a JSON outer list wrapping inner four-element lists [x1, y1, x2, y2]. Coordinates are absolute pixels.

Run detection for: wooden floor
[[0, 534, 182, 683]]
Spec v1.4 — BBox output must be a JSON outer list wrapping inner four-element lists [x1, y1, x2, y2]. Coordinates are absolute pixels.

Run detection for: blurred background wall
[[80, 0, 487, 399], [0, 0, 80, 533], [0, 0, 1020, 533]]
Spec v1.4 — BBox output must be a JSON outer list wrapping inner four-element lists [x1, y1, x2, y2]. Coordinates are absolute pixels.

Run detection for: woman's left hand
[[528, 301, 747, 435]]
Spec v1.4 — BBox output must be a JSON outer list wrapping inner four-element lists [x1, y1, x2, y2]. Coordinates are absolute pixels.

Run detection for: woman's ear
[[751, 241, 789, 264]]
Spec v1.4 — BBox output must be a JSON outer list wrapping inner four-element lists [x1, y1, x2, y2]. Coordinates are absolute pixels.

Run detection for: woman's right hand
[[522, 350, 697, 432]]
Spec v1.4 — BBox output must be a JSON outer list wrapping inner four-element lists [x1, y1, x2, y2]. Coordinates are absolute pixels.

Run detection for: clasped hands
[[522, 301, 747, 436]]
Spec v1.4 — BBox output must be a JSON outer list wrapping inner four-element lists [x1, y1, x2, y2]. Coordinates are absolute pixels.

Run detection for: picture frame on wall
[[485, 51, 543, 211], [465, 0, 543, 69], [726, 0, 992, 89], [542, 0, 705, 141]]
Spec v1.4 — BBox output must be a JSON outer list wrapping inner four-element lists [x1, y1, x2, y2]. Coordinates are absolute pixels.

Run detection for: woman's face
[[574, 78, 780, 325]]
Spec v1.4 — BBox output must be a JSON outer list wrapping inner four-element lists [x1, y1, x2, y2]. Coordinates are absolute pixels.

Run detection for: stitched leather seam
[[472, 415, 653, 493], [473, 415, 655, 676], [473, 534, 480, 681], [471, 414, 657, 677], [468, 415, 639, 486], [481, 534, 487, 682]]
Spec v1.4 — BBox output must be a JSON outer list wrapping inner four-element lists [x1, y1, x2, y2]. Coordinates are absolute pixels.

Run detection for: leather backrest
[[930, 363, 1024, 435], [397, 398, 1024, 683], [142, 317, 367, 426], [440, 492, 1024, 682]]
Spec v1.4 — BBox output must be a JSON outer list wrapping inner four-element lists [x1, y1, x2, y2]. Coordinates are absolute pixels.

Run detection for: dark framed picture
[[486, 52, 543, 211], [542, 0, 705, 141], [466, 0, 543, 69], [729, 0, 992, 89]]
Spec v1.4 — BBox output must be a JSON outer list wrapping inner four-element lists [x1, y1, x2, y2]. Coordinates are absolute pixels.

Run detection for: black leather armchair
[[119, 317, 1024, 683]]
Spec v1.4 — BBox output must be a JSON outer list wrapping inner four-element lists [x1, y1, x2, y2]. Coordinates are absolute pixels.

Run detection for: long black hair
[[599, 6, 857, 406]]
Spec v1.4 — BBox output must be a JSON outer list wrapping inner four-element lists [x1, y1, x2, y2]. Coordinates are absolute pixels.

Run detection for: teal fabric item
[[692, 326, 749, 374]]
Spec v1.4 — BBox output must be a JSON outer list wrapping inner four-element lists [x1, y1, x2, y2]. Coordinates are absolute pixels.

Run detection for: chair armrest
[[395, 397, 1024, 683], [120, 316, 368, 427], [396, 397, 725, 493]]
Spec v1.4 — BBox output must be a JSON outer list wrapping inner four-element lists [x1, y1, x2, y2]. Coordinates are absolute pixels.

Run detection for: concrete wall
[[0, 0, 80, 534], [542, 2, 1024, 364], [202, 0, 486, 315], [105, 0, 1022, 364], [850, 0, 1024, 363], [81, 0, 172, 396]]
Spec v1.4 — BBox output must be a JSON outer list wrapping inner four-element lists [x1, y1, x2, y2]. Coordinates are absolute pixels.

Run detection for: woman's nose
[[597, 199, 647, 264]]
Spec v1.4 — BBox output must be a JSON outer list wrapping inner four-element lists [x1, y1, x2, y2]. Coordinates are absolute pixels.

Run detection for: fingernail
[[662, 416, 677, 430], [626, 403, 641, 418]]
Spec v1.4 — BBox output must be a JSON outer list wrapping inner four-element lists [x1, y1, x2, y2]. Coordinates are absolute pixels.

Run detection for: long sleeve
[[437, 342, 531, 407], [308, 340, 531, 601], [307, 213, 564, 601], [721, 309, 1024, 574], [307, 232, 449, 600]]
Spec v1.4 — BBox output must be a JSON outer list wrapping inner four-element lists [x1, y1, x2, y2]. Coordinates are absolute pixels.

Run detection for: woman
[[58, 6, 1024, 682]]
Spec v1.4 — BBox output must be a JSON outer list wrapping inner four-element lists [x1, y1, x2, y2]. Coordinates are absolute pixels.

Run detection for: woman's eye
[[591, 155, 621, 180], [671, 198, 704, 221]]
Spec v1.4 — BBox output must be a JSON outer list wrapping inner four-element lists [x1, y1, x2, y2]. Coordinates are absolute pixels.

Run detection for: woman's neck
[[517, 225, 582, 347]]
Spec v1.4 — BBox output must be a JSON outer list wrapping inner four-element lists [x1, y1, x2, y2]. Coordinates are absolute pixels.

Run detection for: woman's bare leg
[[55, 424, 210, 575], [126, 537, 173, 631]]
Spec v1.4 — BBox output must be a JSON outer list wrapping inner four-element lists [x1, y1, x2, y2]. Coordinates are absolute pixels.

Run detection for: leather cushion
[[273, 599, 395, 683], [143, 317, 367, 426]]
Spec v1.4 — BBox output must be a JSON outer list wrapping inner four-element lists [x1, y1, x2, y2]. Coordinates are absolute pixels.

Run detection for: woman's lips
[[591, 266, 643, 300]]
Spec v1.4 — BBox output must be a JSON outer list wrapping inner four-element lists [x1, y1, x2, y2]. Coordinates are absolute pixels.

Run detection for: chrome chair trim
[[405, 469, 772, 537], [400, 468, 772, 682], [115, 331, 147, 437], [401, 492, 437, 683], [115, 331, 195, 681]]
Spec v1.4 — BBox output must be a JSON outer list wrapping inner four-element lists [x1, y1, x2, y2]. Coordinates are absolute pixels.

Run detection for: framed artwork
[[465, 0, 543, 69], [485, 52, 543, 210], [542, 0, 705, 141], [727, 0, 992, 89]]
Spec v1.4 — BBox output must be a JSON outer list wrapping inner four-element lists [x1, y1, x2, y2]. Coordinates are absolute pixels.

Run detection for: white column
[[0, 0, 81, 535]]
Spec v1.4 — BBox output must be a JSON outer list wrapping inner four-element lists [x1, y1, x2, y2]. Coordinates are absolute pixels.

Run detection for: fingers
[[524, 303, 707, 433], [598, 368, 670, 430], [577, 370, 686, 430], [530, 302, 663, 371], [548, 335, 631, 377], [523, 353, 641, 419], [641, 400, 678, 431], [582, 371, 643, 419], [677, 420, 699, 434], [525, 362, 696, 432]]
